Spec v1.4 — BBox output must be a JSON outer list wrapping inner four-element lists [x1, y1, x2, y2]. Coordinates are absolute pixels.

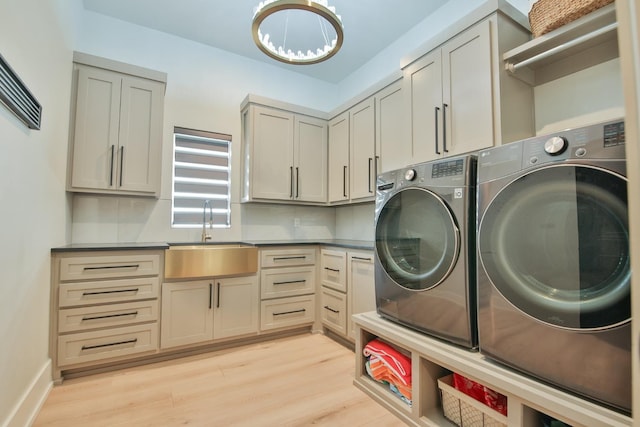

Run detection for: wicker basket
[[438, 375, 508, 427], [529, 0, 614, 37]]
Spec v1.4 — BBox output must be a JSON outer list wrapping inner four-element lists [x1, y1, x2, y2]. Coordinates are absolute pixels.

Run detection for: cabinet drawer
[[58, 300, 159, 333], [59, 253, 160, 281], [261, 266, 316, 299], [321, 249, 347, 292], [59, 277, 160, 307], [260, 247, 316, 268], [321, 287, 347, 335], [57, 323, 158, 367], [260, 295, 315, 331]]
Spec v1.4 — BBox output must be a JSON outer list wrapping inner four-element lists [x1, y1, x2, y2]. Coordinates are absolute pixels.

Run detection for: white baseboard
[[2, 359, 52, 427]]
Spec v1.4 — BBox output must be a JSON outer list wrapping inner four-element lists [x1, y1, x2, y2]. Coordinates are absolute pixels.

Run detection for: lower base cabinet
[[161, 275, 259, 349], [353, 312, 632, 427]]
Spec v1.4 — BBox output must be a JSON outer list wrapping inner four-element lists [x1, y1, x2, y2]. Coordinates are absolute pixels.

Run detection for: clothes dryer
[[374, 155, 477, 349], [476, 119, 630, 413]]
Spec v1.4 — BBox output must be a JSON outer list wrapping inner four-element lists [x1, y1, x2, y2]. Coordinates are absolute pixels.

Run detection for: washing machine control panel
[[431, 158, 464, 178]]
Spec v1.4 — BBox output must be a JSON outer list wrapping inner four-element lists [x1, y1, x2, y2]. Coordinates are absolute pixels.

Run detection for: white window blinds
[[172, 127, 231, 228]]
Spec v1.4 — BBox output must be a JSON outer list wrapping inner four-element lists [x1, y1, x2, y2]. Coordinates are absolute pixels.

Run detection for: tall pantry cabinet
[[403, 10, 534, 164], [67, 52, 166, 197]]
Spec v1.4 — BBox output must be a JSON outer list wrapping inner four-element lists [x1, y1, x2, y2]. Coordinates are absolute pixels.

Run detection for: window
[[172, 127, 231, 228]]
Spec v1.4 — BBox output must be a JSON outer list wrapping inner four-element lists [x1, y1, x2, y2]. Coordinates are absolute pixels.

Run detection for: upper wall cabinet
[[403, 11, 535, 164], [67, 53, 166, 197], [241, 100, 328, 204], [328, 78, 407, 205]]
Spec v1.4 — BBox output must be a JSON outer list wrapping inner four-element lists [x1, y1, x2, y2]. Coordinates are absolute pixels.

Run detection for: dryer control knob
[[404, 169, 416, 181], [544, 136, 568, 155]]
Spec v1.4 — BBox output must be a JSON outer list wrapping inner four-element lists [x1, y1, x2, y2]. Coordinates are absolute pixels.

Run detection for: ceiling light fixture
[[252, 0, 344, 65]]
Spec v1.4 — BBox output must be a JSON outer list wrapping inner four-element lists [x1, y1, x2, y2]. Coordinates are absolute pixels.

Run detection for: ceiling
[[81, 0, 451, 83]]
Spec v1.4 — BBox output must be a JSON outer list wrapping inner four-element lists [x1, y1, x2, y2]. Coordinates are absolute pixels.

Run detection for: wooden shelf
[[503, 3, 618, 85], [353, 311, 632, 427]]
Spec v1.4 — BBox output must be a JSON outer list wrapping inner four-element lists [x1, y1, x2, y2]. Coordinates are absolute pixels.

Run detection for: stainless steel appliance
[[374, 154, 477, 349], [476, 119, 630, 413]]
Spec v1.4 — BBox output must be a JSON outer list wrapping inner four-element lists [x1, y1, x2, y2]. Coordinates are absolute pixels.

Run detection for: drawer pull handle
[[324, 267, 340, 272], [273, 309, 306, 316], [83, 264, 140, 271], [324, 305, 340, 314], [273, 280, 306, 286], [82, 311, 139, 321], [82, 288, 139, 296], [273, 256, 307, 261], [81, 338, 138, 351], [352, 256, 372, 261]]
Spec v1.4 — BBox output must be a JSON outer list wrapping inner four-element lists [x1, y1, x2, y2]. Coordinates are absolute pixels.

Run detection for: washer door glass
[[479, 164, 630, 330], [376, 187, 460, 290]]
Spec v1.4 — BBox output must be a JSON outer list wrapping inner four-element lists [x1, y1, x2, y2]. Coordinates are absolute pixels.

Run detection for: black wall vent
[[0, 53, 42, 130]]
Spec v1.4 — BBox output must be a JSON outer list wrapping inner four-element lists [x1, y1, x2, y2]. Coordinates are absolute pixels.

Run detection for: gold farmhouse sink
[[164, 244, 258, 279]]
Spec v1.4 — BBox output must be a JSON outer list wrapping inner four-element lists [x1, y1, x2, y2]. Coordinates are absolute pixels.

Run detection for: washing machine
[[476, 119, 631, 413], [374, 154, 477, 349]]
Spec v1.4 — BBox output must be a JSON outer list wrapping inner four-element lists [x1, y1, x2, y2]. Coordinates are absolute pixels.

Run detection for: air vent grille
[[0, 53, 42, 130]]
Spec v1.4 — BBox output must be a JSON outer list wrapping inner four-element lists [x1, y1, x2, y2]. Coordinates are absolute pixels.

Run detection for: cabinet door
[[328, 112, 349, 203], [442, 19, 493, 156], [348, 252, 375, 339], [294, 115, 327, 203], [117, 75, 164, 194], [349, 98, 376, 201], [250, 105, 295, 200], [213, 276, 259, 340], [160, 281, 213, 349], [71, 66, 121, 190], [404, 49, 443, 164], [376, 81, 409, 173]]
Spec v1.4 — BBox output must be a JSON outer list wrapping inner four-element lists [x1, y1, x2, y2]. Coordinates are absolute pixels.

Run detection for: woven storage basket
[[529, 0, 614, 37], [438, 375, 507, 427]]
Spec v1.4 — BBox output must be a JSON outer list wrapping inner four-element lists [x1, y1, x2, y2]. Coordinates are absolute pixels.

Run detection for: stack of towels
[[363, 338, 412, 406]]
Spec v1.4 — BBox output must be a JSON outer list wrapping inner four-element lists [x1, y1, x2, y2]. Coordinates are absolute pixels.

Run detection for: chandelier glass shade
[[252, 0, 344, 65]]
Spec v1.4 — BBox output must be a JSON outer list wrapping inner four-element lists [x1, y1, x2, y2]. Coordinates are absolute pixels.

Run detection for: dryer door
[[478, 164, 630, 330], [375, 187, 460, 290]]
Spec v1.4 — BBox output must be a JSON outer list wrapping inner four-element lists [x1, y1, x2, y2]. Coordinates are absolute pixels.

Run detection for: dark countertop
[[51, 239, 374, 253]]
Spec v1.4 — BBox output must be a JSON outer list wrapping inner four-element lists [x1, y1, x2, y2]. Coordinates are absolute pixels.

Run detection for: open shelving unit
[[503, 3, 618, 85], [353, 312, 632, 427]]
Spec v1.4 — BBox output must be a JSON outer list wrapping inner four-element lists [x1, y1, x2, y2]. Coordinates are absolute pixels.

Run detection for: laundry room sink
[[164, 244, 258, 279]]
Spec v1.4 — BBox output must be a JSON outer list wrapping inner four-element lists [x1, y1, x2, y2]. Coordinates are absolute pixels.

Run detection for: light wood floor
[[33, 333, 406, 426]]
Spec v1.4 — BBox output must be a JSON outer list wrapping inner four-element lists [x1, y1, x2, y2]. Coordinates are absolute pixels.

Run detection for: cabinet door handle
[[81, 338, 137, 351], [324, 267, 340, 273], [109, 145, 115, 186], [343, 165, 347, 198], [434, 106, 441, 155], [216, 282, 221, 308], [82, 288, 139, 296], [289, 166, 294, 198], [273, 280, 306, 285], [83, 264, 140, 271], [352, 256, 372, 261], [209, 283, 213, 309], [323, 305, 340, 314], [295, 167, 299, 198], [375, 156, 379, 177], [442, 103, 449, 153], [274, 256, 307, 261], [82, 311, 139, 322], [119, 146, 125, 186], [273, 308, 306, 316], [368, 157, 373, 193]]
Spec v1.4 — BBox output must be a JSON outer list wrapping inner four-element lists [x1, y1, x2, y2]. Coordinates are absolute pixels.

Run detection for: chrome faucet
[[201, 199, 213, 242]]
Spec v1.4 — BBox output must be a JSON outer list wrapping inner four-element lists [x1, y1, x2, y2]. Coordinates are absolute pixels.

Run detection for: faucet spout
[[201, 200, 214, 242]]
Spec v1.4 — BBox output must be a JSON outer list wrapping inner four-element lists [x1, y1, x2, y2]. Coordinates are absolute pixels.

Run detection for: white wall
[[0, 0, 77, 425]]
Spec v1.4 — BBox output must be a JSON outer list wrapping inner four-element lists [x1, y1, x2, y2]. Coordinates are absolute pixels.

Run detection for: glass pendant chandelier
[[252, 0, 344, 65]]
